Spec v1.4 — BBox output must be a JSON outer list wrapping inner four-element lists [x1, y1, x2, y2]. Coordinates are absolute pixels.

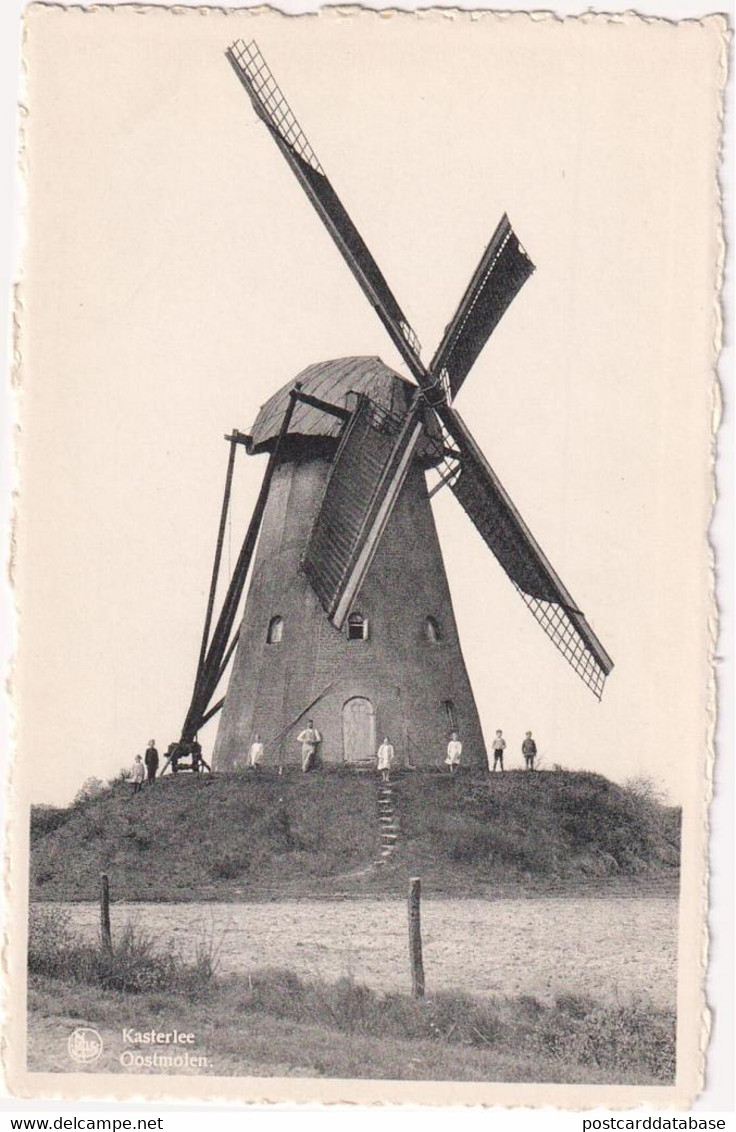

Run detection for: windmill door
[[342, 697, 376, 764]]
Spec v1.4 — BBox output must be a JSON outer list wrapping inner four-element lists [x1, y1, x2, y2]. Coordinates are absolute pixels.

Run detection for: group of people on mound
[[128, 738, 212, 793], [488, 730, 538, 772], [128, 741, 159, 793], [242, 721, 322, 775], [442, 729, 538, 775], [128, 725, 539, 790], [241, 724, 539, 781]]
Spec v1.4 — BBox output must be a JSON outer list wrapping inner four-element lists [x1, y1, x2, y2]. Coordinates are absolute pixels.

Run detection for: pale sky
[[16, 7, 722, 806]]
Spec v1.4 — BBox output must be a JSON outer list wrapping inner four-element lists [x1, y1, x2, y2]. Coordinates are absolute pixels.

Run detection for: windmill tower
[[176, 41, 613, 771], [213, 358, 487, 769]]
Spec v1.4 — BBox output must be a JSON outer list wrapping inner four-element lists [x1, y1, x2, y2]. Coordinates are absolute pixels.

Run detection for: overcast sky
[[16, 7, 722, 808]]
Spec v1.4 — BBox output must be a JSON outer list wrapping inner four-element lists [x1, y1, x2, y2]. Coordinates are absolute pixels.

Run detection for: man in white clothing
[[445, 732, 462, 774], [297, 719, 321, 772]]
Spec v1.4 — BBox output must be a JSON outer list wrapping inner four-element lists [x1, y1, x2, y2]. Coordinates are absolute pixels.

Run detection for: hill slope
[[30, 769, 680, 902]]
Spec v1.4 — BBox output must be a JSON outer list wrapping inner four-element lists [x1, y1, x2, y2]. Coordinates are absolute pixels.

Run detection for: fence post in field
[[408, 876, 425, 998], [100, 872, 113, 955]]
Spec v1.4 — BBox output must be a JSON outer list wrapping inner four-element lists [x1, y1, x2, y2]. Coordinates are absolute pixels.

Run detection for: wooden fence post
[[408, 876, 425, 998], [100, 872, 113, 955]]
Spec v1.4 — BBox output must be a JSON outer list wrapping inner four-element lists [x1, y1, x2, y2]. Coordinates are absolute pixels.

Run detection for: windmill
[[174, 40, 613, 772]]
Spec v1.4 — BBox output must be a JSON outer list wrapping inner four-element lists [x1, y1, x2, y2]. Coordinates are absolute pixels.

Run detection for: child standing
[[489, 730, 506, 772]]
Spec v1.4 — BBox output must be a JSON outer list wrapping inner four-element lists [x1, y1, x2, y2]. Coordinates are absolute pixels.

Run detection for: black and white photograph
[[4, 4, 727, 1107]]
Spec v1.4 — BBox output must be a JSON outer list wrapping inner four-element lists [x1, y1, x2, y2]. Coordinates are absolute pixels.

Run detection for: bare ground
[[39, 894, 678, 1010]]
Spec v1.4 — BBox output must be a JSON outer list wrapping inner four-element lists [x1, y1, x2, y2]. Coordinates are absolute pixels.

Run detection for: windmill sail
[[440, 407, 613, 697], [225, 40, 612, 699], [429, 214, 535, 401], [303, 394, 424, 627], [226, 40, 423, 379]]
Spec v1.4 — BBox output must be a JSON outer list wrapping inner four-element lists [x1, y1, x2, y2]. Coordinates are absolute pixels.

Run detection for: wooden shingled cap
[[247, 357, 442, 456]]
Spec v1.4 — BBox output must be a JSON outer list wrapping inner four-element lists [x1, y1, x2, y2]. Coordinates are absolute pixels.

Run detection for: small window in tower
[[425, 616, 442, 642], [267, 615, 284, 644], [443, 699, 457, 730], [348, 612, 369, 641]]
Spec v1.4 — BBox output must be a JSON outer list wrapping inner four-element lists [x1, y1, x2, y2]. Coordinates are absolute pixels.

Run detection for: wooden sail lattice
[[449, 443, 612, 698], [510, 589, 608, 699], [302, 395, 423, 627], [229, 40, 323, 173]]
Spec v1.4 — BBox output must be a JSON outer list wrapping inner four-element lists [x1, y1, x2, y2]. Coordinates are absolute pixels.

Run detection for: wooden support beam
[[292, 390, 351, 421], [224, 430, 252, 448], [215, 630, 239, 684], [199, 697, 225, 729], [263, 680, 335, 760], [428, 465, 460, 500]]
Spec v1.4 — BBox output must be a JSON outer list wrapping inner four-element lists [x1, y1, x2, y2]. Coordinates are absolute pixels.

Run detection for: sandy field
[[43, 896, 678, 1009]]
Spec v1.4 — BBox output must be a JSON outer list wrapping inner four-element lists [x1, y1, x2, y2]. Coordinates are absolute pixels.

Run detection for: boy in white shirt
[[489, 730, 506, 772]]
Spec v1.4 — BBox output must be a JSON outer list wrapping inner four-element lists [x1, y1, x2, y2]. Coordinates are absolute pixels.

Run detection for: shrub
[[107, 768, 132, 789], [537, 994, 676, 1080], [230, 968, 674, 1081], [73, 778, 108, 807], [124, 828, 153, 851], [27, 905, 218, 997], [191, 924, 223, 983], [78, 813, 106, 842], [28, 906, 78, 975], [265, 805, 305, 849], [624, 775, 666, 807], [209, 850, 251, 879], [447, 825, 493, 864], [85, 923, 182, 993]]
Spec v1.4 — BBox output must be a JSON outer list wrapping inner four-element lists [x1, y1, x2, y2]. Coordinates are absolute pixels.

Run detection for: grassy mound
[[30, 768, 680, 902]]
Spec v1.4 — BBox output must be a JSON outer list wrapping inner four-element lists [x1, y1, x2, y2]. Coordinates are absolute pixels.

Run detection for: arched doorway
[[342, 697, 376, 764]]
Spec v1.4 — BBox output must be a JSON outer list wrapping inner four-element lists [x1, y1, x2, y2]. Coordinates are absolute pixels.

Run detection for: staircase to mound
[[377, 781, 399, 864], [334, 777, 400, 880]]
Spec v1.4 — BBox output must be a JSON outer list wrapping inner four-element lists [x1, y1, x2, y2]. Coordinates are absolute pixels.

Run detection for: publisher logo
[[68, 1027, 103, 1064]]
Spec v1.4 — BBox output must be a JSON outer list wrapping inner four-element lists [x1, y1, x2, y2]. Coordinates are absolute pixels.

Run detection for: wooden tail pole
[[194, 434, 239, 692], [100, 873, 112, 956], [408, 877, 425, 998], [180, 384, 302, 743]]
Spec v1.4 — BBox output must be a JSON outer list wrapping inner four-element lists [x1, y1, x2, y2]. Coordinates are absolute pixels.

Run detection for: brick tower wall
[[212, 449, 487, 770]]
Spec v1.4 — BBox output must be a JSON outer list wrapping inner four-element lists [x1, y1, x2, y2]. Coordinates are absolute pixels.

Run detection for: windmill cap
[[247, 356, 443, 461]]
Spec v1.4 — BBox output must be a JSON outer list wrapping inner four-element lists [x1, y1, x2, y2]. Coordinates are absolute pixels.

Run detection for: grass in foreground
[[28, 907, 675, 1084]]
